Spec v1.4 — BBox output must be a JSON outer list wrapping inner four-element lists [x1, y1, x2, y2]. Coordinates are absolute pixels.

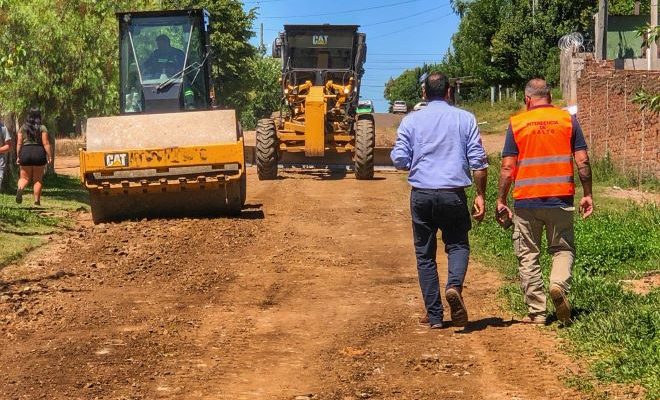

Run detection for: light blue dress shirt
[[390, 100, 488, 189]]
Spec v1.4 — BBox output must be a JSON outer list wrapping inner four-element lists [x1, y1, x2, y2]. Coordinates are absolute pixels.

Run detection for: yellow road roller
[[79, 9, 245, 223]]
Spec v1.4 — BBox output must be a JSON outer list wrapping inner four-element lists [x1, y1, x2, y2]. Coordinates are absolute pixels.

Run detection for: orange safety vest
[[510, 106, 575, 200]]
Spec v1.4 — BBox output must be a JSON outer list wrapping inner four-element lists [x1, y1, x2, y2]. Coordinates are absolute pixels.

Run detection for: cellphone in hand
[[496, 208, 513, 229]]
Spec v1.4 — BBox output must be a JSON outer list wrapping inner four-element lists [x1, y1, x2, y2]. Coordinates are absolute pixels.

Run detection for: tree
[[0, 0, 258, 133], [384, 65, 440, 109], [239, 56, 282, 129], [0, 0, 145, 133], [165, 0, 257, 116]]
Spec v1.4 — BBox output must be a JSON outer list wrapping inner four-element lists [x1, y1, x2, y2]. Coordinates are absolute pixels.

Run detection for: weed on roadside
[[592, 154, 660, 192]]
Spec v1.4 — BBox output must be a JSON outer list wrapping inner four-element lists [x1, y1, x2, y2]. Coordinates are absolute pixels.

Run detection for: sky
[[241, 0, 460, 112]]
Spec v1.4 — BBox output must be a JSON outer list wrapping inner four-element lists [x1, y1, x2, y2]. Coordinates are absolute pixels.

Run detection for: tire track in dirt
[[0, 168, 582, 399]]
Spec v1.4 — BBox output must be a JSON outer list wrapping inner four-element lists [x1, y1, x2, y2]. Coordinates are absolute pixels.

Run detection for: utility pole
[[259, 23, 266, 56], [651, 0, 658, 70], [595, 0, 608, 61]]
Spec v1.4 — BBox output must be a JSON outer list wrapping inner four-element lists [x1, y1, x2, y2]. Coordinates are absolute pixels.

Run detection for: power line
[[366, 60, 442, 63], [362, 4, 450, 27], [259, 0, 427, 19], [244, 0, 287, 4], [369, 12, 454, 39], [369, 53, 444, 56]]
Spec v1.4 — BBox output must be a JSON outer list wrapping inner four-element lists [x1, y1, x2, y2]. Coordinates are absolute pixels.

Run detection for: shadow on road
[[455, 317, 520, 333], [279, 169, 387, 181]]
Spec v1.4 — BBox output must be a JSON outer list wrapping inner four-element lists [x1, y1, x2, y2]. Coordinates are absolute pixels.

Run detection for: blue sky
[[241, 0, 460, 112]]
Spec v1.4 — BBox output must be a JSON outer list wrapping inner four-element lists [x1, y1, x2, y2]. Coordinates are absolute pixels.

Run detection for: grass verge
[[468, 156, 659, 399], [0, 173, 88, 268], [462, 99, 523, 135]]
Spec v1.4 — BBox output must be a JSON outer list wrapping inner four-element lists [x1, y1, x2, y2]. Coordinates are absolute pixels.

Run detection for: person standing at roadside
[[0, 120, 13, 190], [496, 79, 593, 325], [391, 72, 488, 329], [16, 107, 52, 206]]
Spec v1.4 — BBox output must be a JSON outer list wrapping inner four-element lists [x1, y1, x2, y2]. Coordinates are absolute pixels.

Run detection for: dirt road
[[0, 168, 579, 399]]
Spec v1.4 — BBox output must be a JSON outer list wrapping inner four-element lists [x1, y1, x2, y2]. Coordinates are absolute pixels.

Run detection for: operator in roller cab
[[143, 34, 185, 79]]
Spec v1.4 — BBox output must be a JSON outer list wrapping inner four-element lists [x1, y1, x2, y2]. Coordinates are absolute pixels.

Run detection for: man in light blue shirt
[[391, 72, 488, 329]]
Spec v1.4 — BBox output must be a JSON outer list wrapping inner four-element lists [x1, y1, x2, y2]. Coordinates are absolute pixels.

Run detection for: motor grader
[[256, 24, 374, 180], [79, 9, 246, 223]]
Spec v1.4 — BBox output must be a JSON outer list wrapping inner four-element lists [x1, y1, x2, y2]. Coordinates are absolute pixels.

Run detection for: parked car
[[357, 100, 375, 114], [392, 100, 408, 114], [413, 101, 428, 111]]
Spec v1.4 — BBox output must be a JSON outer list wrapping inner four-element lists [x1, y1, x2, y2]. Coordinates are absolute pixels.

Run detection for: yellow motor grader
[[256, 24, 375, 180], [79, 9, 246, 223]]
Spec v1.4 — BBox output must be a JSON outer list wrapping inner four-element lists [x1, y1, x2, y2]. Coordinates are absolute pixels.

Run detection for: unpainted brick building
[[576, 58, 659, 180]]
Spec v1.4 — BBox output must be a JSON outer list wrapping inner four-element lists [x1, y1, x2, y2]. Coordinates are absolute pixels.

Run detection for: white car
[[392, 100, 408, 114], [413, 101, 428, 111]]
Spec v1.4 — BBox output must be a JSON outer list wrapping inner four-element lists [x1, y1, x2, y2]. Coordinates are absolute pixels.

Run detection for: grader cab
[[79, 9, 246, 223], [256, 24, 375, 180]]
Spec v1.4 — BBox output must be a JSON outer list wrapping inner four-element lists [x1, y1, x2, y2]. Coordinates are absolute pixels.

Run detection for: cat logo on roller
[[104, 153, 129, 168], [312, 35, 328, 45]]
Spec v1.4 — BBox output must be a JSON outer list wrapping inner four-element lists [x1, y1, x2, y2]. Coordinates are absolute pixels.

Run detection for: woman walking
[[16, 107, 52, 206]]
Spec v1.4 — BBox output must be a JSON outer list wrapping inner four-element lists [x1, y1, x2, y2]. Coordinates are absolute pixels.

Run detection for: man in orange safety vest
[[496, 78, 594, 326]]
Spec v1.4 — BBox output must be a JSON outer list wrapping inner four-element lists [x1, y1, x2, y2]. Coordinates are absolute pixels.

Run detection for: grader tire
[[256, 118, 279, 180], [354, 116, 375, 180]]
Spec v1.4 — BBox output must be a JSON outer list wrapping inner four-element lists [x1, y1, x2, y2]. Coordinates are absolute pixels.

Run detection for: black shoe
[[446, 287, 468, 327], [34, 200, 41, 206], [15, 188, 23, 204]]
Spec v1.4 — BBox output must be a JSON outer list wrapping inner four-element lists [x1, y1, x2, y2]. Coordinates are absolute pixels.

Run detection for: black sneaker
[[15, 188, 23, 204], [445, 287, 468, 327], [34, 200, 41, 206]]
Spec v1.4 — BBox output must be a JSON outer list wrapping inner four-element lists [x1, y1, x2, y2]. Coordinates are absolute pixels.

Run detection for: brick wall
[[576, 58, 660, 180]]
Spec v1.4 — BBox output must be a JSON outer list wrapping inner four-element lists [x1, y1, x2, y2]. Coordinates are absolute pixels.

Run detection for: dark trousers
[[410, 188, 471, 325]]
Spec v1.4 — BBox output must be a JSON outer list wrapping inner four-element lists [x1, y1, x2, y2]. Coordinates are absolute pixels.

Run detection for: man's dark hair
[[424, 72, 450, 100], [156, 34, 171, 46]]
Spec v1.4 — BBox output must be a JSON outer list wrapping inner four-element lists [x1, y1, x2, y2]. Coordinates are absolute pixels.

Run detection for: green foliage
[[610, 0, 653, 16], [461, 99, 522, 135], [632, 89, 660, 113], [574, 205, 659, 277], [0, 0, 146, 132], [0, 0, 264, 133], [592, 153, 660, 190], [387, 0, 647, 100], [165, 0, 257, 115], [0, 174, 88, 266], [635, 23, 660, 48], [383, 64, 451, 108], [239, 56, 282, 130], [467, 157, 660, 398]]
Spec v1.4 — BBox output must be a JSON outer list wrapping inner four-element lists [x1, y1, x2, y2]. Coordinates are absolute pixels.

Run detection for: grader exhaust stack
[[79, 9, 246, 223], [256, 24, 375, 179]]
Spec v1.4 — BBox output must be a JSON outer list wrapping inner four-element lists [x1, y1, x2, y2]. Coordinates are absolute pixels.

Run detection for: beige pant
[[512, 207, 575, 316]]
